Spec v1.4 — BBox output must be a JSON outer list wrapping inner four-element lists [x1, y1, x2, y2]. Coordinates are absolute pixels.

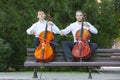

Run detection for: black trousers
[[34, 37, 57, 51], [61, 41, 98, 60]]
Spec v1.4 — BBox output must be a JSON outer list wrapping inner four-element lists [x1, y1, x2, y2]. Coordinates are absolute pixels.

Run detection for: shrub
[[0, 38, 13, 71]]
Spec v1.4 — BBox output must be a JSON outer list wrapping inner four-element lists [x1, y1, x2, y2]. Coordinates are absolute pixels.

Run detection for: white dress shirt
[[26, 20, 60, 37], [61, 21, 98, 42]]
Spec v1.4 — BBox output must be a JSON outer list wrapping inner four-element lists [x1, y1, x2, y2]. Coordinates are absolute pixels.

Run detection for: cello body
[[34, 31, 54, 62], [72, 29, 91, 59]]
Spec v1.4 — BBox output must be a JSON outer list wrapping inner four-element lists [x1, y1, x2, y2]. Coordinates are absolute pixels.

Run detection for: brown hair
[[38, 9, 44, 13], [76, 10, 83, 15]]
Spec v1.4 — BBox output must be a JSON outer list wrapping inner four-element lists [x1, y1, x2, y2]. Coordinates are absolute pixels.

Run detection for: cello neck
[[43, 21, 48, 39], [80, 18, 84, 38], [43, 16, 51, 39]]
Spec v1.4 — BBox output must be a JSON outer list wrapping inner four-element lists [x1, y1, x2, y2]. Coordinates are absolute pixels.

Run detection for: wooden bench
[[24, 48, 120, 79]]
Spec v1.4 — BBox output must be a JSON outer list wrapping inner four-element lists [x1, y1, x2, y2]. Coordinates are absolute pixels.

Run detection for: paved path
[[0, 72, 120, 80], [0, 67, 120, 80]]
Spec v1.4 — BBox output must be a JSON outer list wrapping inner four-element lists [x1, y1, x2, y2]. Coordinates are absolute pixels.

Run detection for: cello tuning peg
[[83, 13, 87, 18], [47, 15, 52, 21]]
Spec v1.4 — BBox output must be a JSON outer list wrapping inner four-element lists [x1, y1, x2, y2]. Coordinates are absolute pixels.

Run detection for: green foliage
[[114, 0, 120, 40], [83, 0, 120, 48], [0, 38, 12, 71], [114, 0, 120, 14]]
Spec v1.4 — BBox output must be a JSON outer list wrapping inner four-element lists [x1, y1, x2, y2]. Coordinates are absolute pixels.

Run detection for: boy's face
[[75, 12, 83, 22], [37, 11, 45, 20]]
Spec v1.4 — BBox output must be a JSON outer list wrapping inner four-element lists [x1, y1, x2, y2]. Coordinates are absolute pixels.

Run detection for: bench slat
[[95, 53, 120, 56], [27, 48, 120, 53], [94, 49, 120, 53], [27, 53, 64, 56], [27, 53, 120, 57], [27, 52, 120, 55], [26, 56, 120, 62], [24, 61, 120, 66], [90, 58, 120, 62], [26, 56, 66, 61]]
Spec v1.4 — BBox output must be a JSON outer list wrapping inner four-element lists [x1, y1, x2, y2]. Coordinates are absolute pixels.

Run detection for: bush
[[0, 38, 13, 71]]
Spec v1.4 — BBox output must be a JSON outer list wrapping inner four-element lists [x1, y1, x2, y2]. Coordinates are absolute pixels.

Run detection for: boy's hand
[[84, 22, 90, 28], [48, 21, 54, 26], [60, 31, 64, 36], [31, 30, 35, 34]]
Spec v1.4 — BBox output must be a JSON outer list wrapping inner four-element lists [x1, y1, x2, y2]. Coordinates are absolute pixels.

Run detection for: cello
[[72, 15, 91, 61], [34, 16, 54, 62]]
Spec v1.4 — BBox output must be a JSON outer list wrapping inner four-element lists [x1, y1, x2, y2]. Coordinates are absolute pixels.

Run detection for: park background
[[0, 0, 120, 72]]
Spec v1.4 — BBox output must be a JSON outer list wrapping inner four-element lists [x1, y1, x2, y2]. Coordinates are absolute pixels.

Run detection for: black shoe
[[66, 59, 71, 62], [36, 60, 39, 62]]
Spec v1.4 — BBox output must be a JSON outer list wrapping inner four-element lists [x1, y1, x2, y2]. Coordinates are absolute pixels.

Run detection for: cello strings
[[39, 37, 59, 46]]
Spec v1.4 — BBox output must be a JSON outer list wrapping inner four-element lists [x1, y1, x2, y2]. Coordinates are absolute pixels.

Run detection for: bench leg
[[33, 67, 38, 78], [88, 66, 92, 79]]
